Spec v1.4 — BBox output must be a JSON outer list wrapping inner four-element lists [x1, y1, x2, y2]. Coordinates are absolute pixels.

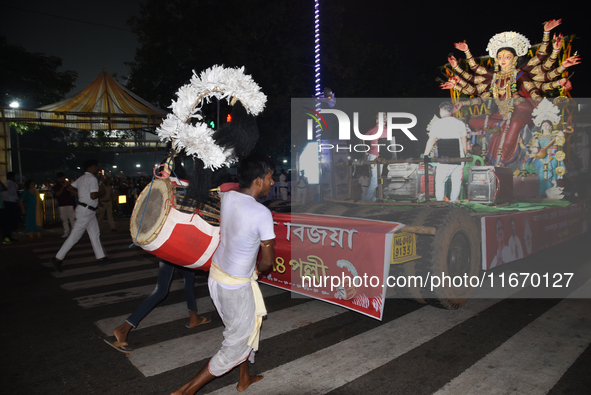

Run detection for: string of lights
[[314, 0, 322, 146]]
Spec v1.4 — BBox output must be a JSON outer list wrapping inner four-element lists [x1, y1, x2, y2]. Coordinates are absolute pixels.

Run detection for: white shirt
[[298, 176, 308, 188], [213, 191, 275, 282], [429, 116, 467, 157], [1, 179, 18, 202], [72, 172, 99, 207]]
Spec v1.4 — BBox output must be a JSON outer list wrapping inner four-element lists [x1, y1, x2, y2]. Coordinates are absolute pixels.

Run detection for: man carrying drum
[[172, 154, 276, 395]]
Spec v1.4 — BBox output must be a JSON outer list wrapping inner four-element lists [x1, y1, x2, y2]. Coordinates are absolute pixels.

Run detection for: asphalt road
[[1, 217, 590, 394]]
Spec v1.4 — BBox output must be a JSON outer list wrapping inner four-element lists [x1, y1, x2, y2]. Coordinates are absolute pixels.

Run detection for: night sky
[[1, 0, 589, 101], [0, 0, 140, 94]]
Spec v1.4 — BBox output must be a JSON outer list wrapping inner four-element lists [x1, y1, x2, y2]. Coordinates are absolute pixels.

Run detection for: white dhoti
[[208, 263, 267, 376]]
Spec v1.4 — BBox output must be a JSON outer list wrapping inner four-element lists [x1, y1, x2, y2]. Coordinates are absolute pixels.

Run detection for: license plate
[[391, 232, 420, 264]]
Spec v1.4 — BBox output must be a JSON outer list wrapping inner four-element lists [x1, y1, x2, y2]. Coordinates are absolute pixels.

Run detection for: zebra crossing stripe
[[52, 258, 156, 278], [432, 278, 591, 395], [35, 239, 132, 257], [61, 267, 172, 291], [206, 298, 509, 395], [61, 268, 169, 291], [40, 250, 149, 268], [128, 300, 347, 377], [94, 284, 286, 334], [75, 280, 187, 308]]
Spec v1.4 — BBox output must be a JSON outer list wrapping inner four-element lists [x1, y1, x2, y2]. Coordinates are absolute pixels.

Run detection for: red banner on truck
[[259, 213, 402, 320], [482, 202, 588, 270]]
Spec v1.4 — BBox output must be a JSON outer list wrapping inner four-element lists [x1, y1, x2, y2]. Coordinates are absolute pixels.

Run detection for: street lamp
[[9, 101, 23, 183]]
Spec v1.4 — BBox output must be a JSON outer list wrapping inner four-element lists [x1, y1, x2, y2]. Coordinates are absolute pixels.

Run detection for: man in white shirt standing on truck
[[423, 102, 469, 202]]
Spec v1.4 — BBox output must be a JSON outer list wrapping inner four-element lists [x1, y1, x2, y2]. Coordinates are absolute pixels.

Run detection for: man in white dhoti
[[172, 155, 276, 395]]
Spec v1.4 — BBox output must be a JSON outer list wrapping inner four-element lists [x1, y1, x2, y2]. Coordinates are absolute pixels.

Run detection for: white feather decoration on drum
[[156, 65, 267, 169]]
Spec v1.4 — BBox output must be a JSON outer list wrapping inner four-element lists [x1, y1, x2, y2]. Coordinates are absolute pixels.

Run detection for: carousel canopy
[[2, 70, 166, 130]]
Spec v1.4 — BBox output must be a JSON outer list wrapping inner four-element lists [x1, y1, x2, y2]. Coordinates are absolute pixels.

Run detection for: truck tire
[[412, 208, 481, 309]]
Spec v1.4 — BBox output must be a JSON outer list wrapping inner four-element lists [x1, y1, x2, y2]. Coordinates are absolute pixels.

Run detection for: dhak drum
[[130, 177, 220, 270]]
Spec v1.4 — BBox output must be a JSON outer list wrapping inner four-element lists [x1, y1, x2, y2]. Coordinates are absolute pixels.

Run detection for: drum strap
[[209, 262, 267, 351]]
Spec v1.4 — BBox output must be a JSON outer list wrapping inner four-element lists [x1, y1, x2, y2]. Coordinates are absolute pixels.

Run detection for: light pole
[[9, 101, 23, 183]]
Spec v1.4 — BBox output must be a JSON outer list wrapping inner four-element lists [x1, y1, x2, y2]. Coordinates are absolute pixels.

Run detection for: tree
[[125, 0, 313, 158], [0, 36, 77, 107], [0, 37, 85, 179], [124, 1, 444, 161]]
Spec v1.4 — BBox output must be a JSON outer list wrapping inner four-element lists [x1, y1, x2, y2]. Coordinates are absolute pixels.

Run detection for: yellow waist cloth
[[209, 262, 267, 351]]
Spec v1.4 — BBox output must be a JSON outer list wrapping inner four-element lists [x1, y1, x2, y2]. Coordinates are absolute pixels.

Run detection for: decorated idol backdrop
[[441, 18, 581, 194]]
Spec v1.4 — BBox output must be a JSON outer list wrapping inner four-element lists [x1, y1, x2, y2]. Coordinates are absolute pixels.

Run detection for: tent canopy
[[2, 70, 166, 130]]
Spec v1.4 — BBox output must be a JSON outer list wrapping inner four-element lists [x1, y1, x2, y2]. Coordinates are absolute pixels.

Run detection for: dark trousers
[[126, 261, 197, 328], [3, 201, 20, 233], [0, 208, 11, 239]]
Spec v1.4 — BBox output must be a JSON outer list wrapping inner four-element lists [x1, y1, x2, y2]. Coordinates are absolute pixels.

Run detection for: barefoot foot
[[237, 374, 264, 391]]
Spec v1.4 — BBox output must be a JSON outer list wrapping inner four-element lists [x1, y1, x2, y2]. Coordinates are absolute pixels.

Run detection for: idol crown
[[486, 31, 531, 58], [532, 98, 561, 126]]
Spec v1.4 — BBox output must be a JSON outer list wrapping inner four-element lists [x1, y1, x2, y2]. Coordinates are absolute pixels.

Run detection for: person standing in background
[[362, 113, 390, 201], [279, 169, 288, 200], [0, 179, 12, 244], [1, 172, 20, 241], [20, 180, 43, 239], [296, 170, 308, 204], [53, 172, 76, 238], [358, 166, 370, 201], [97, 175, 116, 232]]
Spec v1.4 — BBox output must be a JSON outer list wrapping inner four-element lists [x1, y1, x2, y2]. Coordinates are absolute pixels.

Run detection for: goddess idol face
[[496, 50, 516, 71]]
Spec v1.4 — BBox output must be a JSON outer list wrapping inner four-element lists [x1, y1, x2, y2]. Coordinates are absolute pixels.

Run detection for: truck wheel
[[388, 208, 433, 304], [413, 208, 481, 309]]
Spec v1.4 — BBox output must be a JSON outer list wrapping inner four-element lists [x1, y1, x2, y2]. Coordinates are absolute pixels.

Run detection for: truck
[[259, 155, 589, 317]]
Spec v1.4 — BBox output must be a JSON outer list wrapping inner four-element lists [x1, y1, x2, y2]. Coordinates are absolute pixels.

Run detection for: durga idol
[[441, 19, 580, 165]]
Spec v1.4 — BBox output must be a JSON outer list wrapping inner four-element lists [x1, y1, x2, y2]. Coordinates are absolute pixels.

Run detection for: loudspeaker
[[467, 166, 513, 204], [385, 163, 435, 200]]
